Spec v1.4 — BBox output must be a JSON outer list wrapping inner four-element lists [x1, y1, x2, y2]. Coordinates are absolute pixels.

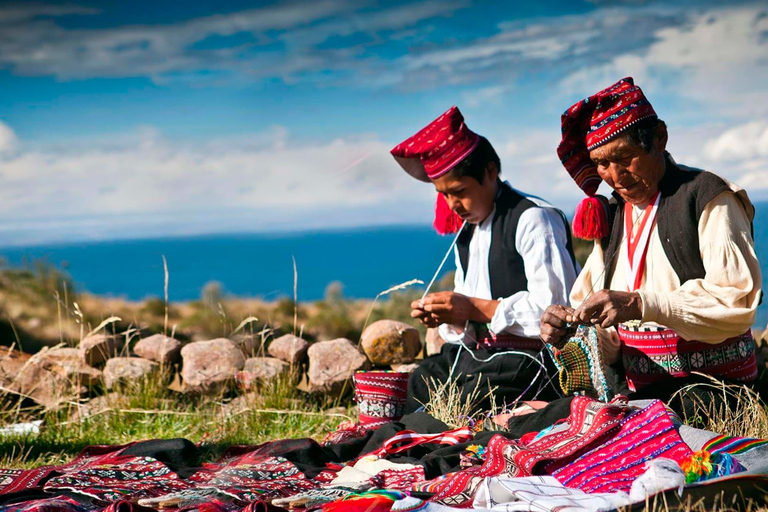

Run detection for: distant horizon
[[2, 197, 767, 250]]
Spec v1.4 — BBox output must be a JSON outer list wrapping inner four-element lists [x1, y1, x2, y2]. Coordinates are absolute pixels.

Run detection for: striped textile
[[702, 434, 768, 455], [370, 427, 474, 458], [617, 325, 757, 392]]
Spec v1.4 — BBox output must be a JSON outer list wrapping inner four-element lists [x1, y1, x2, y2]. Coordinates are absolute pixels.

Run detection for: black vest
[[602, 155, 737, 289], [457, 181, 575, 299]]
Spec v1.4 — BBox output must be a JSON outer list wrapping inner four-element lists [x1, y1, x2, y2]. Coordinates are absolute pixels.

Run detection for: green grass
[[0, 369, 354, 469]]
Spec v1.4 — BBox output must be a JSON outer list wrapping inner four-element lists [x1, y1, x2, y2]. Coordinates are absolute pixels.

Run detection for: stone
[[391, 363, 420, 373], [268, 334, 309, 365], [80, 334, 124, 366], [14, 356, 86, 409], [236, 358, 290, 390], [133, 334, 183, 364], [180, 338, 245, 394], [360, 320, 422, 365], [70, 392, 128, 422], [426, 327, 447, 356], [222, 393, 259, 416], [243, 357, 289, 379], [230, 333, 263, 358], [103, 357, 159, 389], [306, 338, 370, 394], [38, 347, 102, 386], [0, 348, 30, 390]]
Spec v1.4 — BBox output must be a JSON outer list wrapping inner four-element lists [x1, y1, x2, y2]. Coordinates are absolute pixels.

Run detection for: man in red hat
[[541, 78, 762, 409], [391, 106, 579, 413]]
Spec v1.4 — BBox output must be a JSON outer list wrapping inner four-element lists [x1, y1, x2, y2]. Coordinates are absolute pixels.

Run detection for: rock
[[0, 348, 30, 390], [268, 334, 309, 365], [103, 357, 158, 389], [70, 392, 128, 422], [236, 358, 289, 390], [230, 333, 263, 358], [426, 327, 447, 356], [133, 334, 183, 364], [80, 334, 124, 366], [243, 357, 289, 379], [306, 338, 370, 394], [360, 320, 421, 365], [222, 393, 259, 416], [14, 356, 86, 409], [38, 347, 102, 386], [180, 338, 245, 394], [391, 363, 420, 373]]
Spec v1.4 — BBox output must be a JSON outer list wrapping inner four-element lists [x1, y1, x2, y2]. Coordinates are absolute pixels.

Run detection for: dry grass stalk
[[420, 374, 497, 428], [670, 373, 768, 438]]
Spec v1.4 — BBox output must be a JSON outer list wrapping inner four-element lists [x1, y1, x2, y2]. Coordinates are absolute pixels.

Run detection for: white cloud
[[704, 122, 768, 162], [0, 1, 467, 83], [0, 120, 18, 157], [0, 122, 440, 245], [559, 5, 768, 118]]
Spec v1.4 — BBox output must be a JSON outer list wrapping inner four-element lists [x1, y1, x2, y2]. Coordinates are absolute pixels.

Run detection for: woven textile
[[553, 400, 692, 493], [548, 325, 611, 401], [354, 371, 410, 430], [390, 106, 480, 183], [472, 323, 544, 351], [702, 434, 768, 456], [412, 397, 631, 507], [617, 325, 757, 392], [557, 77, 657, 197]]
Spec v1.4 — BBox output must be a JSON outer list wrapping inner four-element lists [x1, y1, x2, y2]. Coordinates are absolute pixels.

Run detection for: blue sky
[[0, 0, 766, 245]]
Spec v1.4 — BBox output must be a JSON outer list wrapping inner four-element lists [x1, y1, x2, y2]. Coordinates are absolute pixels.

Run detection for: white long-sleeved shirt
[[439, 185, 579, 343], [570, 176, 762, 364]]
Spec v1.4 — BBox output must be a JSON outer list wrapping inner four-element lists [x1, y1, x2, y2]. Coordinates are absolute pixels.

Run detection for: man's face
[[589, 127, 667, 206], [431, 165, 498, 225]]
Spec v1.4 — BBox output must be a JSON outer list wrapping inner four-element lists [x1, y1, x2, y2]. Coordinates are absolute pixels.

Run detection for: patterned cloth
[[354, 371, 410, 430], [473, 323, 545, 351], [548, 325, 611, 402], [412, 397, 631, 507], [617, 324, 757, 392], [552, 400, 692, 493]]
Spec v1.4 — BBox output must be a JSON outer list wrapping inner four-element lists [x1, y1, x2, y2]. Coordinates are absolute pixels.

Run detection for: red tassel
[[572, 195, 610, 240], [433, 193, 462, 235]]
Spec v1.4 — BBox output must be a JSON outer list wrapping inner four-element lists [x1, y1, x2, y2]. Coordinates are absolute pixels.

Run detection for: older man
[[541, 77, 762, 402]]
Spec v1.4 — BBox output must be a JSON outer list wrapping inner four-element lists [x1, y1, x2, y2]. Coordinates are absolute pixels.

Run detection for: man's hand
[[410, 305, 440, 328], [410, 291, 498, 327], [573, 290, 643, 328], [540, 304, 577, 348]]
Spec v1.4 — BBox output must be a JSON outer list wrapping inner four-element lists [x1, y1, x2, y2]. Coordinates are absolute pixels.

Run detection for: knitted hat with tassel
[[557, 77, 657, 239]]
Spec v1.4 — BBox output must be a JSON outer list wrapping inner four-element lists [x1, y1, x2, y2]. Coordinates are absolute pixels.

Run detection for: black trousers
[[405, 342, 562, 414]]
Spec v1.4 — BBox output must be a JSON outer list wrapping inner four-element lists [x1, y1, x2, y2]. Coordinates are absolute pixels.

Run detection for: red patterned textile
[[557, 77, 657, 198], [354, 371, 410, 430], [370, 427, 474, 458], [552, 400, 692, 493], [390, 106, 480, 183], [617, 325, 758, 392], [413, 397, 631, 507], [473, 323, 544, 351]]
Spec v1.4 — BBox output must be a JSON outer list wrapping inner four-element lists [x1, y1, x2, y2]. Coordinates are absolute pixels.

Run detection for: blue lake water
[[2, 201, 767, 328]]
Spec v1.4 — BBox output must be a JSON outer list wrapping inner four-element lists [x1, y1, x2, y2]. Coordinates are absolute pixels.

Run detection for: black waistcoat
[[457, 181, 575, 300], [601, 155, 735, 289]]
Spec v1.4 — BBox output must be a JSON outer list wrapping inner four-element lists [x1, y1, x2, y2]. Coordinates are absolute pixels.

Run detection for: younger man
[[391, 106, 578, 413]]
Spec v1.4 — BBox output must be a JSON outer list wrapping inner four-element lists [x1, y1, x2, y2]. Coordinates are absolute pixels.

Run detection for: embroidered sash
[[617, 324, 757, 392]]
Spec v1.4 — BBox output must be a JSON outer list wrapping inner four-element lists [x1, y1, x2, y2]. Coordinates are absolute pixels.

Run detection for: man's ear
[[485, 161, 499, 183]]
